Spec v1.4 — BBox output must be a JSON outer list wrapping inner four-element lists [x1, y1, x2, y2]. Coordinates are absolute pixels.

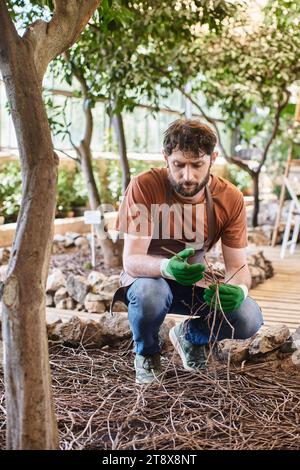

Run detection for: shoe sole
[[169, 326, 196, 371], [135, 378, 160, 385], [135, 371, 162, 385]]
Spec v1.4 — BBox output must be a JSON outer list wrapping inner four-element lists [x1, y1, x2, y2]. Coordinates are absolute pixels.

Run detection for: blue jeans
[[126, 277, 264, 356]]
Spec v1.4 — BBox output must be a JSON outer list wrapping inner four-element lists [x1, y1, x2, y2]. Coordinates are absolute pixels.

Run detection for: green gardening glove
[[203, 283, 248, 313], [160, 247, 205, 286]]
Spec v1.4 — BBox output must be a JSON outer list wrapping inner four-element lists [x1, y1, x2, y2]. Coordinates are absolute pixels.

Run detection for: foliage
[[187, 2, 299, 136], [0, 162, 22, 223], [56, 168, 89, 215], [0, 162, 89, 222], [0, 158, 165, 222], [7, 0, 52, 29], [225, 164, 252, 195], [172, 0, 300, 225], [50, 0, 240, 115], [266, 103, 297, 179], [7, 0, 300, 227], [101, 158, 165, 204]]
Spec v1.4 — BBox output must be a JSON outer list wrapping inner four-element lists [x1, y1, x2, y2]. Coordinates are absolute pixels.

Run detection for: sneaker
[[169, 323, 207, 371], [134, 353, 162, 384]]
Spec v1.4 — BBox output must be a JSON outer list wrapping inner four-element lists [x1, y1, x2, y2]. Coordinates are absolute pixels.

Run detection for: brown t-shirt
[[115, 167, 247, 254]]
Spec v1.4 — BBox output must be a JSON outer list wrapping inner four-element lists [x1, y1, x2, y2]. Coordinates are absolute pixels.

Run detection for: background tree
[[52, 0, 238, 164], [97, 0, 298, 227], [0, 0, 101, 449], [176, 0, 300, 226], [48, 0, 238, 262]]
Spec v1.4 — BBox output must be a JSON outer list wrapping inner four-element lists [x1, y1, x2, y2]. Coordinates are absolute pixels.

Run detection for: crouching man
[[113, 119, 263, 384]]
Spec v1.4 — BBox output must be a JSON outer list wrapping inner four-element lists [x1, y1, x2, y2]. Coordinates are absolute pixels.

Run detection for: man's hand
[[203, 283, 248, 313], [160, 247, 205, 286]]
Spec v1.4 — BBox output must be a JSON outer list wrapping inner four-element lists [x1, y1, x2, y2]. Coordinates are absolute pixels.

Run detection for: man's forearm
[[124, 254, 164, 278], [224, 265, 252, 290]]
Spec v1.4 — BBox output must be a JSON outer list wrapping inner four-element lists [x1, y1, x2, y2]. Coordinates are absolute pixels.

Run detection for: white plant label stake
[[84, 210, 101, 267]]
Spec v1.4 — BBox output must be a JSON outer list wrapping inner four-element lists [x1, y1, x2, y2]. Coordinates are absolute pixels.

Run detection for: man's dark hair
[[163, 119, 217, 158]]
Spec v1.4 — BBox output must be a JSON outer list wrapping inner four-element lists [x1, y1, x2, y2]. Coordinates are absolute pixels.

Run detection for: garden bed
[[0, 339, 299, 450]]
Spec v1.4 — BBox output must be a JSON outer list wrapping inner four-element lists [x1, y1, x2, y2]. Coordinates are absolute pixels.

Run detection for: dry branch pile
[[1, 340, 299, 450], [0, 249, 297, 450]]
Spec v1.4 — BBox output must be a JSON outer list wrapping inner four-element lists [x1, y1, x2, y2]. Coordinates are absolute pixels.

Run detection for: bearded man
[[113, 119, 263, 384]]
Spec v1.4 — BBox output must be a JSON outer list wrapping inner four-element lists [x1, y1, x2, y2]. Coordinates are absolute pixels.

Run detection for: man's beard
[[168, 167, 211, 197]]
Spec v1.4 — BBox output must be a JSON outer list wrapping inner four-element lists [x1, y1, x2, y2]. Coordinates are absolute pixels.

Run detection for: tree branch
[[180, 87, 229, 156], [22, 0, 101, 82], [64, 53, 93, 148], [0, 1, 18, 38], [181, 87, 254, 175], [180, 87, 226, 123], [54, 147, 79, 162], [0, 1, 20, 69], [256, 90, 290, 174]]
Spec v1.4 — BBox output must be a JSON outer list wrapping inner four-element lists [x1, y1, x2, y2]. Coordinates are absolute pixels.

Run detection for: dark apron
[[110, 181, 217, 314]]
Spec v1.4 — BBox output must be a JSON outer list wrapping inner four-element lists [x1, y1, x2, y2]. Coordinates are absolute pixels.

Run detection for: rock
[[66, 274, 90, 304], [249, 324, 290, 356], [46, 269, 66, 293], [255, 199, 294, 228], [55, 298, 76, 310], [53, 234, 66, 242], [46, 293, 54, 307], [248, 251, 273, 279], [52, 237, 66, 254], [111, 301, 128, 312], [66, 298, 76, 310], [206, 249, 274, 289], [0, 248, 10, 265], [87, 271, 107, 287], [92, 274, 120, 300], [47, 313, 131, 348], [65, 232, 81, 241], [260, 256, 274, 279], [217, 338, 253, 364], [292, 326, 300, 349], [64, 236, 75, 248], [54, 299, 66, 310], [90, 290, 113, 302], [95, 312, 131, 346], [249, 266, 266, 288], [84, 293, 107, 313], [47, 319, 63, 340], [248, 228, 271, 246], [75, 303, 85, 311], [291, 349, 300, 368], [249, 349, 281, 364], [48, 316, 84, 345], [74, 236, 90, 250], [159, 318, 176, 352], [0, 265, 8, 282], [255, 251, 268, 269], [279, 336, 298, 354], [218, 330, 297, 365], [95, 274, 120, 294], [54, 287, 68, 306]]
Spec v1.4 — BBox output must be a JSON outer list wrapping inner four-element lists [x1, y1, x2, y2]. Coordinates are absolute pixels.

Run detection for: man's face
[[164, 149, 216, 197]]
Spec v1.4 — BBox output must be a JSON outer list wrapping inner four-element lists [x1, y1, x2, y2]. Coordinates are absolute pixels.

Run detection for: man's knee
[[232, 297, 264, 339], [127, 277, 173, 318]]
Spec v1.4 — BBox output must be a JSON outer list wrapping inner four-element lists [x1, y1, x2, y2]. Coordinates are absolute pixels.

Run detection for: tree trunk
[[79, 142, 122, 267], [1, 41, 58, 449], [230, 127, 241, 156], [252, 171, 260, 228], [68, 65, 123, 269], [0, 0, 101, 451], [112, 112, 130, 192]]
